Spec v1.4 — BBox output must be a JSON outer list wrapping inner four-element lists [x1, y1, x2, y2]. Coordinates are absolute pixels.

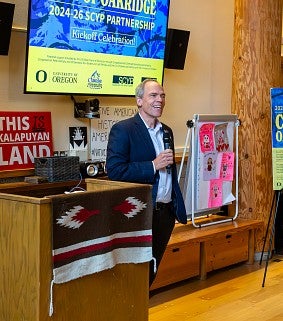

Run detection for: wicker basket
[[34, 156, 80, 182]]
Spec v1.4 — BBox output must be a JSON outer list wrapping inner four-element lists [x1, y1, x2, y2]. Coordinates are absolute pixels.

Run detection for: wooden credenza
[[0, 179, 151, 321], [150, 217, 263, 290]]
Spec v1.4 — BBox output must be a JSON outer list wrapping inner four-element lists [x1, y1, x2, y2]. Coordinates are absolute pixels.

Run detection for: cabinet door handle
[[226, 234, 232, 239], [172, 248, 180, 252]]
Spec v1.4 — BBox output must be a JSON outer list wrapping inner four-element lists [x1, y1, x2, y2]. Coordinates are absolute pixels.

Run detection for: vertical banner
[[0, 112, 53, 171], [270, 88, 283, 190]]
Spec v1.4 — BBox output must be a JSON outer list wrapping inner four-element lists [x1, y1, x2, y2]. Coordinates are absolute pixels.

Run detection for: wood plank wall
[[232, 0, 283, 251]]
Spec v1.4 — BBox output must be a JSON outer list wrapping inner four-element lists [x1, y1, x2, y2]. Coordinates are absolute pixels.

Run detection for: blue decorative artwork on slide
[[27, 0, 169, 59]]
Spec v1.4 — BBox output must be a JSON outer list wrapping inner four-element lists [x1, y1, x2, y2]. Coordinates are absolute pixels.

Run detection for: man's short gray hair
[[135, 79, 159, 98]]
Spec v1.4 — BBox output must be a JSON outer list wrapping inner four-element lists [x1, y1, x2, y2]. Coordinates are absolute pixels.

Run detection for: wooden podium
[[0, 179, 151, 321]]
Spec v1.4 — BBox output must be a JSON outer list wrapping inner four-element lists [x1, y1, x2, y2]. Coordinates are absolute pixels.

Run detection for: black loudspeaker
[[80, 161, 106, 178], [164, 29, 190, 70], [0, 2, 15, 55]]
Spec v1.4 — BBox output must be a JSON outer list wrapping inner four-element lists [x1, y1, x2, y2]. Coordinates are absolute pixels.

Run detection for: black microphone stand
[[261, 189, 283, 287]]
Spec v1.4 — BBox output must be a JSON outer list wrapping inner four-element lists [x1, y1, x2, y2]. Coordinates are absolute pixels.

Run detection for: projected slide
[[24, 0, 170, 96]]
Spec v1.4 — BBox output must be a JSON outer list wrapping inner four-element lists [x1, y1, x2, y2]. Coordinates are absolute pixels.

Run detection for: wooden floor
[[149, 255, 283, 321]]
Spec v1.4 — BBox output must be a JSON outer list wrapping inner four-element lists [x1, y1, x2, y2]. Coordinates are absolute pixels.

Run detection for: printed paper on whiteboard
[[183, 119, 236, 214]]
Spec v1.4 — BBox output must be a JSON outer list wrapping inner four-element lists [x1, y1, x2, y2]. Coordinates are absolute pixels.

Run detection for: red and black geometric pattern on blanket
[[48, 185, 152, 284]]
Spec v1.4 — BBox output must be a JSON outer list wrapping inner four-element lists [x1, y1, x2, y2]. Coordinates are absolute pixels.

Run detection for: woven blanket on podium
[[48, 185, 152, 284]]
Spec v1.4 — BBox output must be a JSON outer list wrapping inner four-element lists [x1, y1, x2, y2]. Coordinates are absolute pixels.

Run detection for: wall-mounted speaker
[[164, 29, 190, 70], [0, 2, 15, 55]]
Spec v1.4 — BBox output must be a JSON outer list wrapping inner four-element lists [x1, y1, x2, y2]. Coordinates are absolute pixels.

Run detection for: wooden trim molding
[[0, 169, 34, 179]]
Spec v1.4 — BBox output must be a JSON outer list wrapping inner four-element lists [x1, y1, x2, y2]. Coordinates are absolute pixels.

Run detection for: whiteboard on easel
[[181, 114, 239, 224]]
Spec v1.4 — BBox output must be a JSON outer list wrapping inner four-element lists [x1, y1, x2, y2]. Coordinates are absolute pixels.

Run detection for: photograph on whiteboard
[[208, 179, 223, 208], [203, 151, 220, 181], [219, 152, 234, 181], [199, 123, 215, 152], [214, 123, 230, 152]]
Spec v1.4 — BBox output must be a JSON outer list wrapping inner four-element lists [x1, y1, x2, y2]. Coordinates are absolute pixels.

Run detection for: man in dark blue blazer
[[106, 79, 187, 287]]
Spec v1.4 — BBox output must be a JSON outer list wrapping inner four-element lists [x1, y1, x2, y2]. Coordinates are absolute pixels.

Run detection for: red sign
[[0, 112, 53, 171]]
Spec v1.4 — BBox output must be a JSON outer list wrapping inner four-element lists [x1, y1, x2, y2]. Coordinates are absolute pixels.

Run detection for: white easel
[[178, 114, 240, 228]]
